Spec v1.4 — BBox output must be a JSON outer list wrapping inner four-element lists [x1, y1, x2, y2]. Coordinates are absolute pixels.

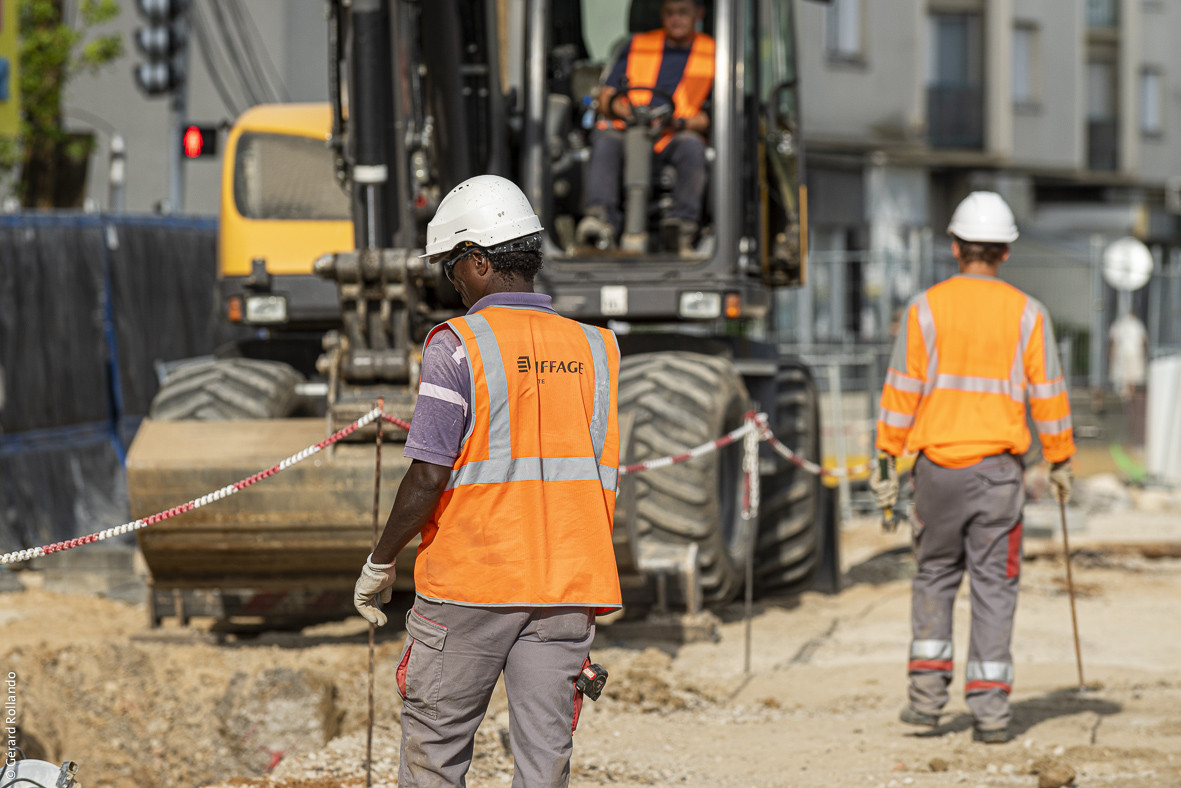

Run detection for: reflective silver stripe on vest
[[885, 368, 923, 394], [1028, 378, 1068, 400], [448, 312, 614, 492], [465, 313, 512, 461], [878, 407, 915, 429], [1008, 298, 1038, 402], [1035, 415, 1072, 435], [450, 455, 611, 488], [931, 373, 1024, 404], [1034, 299, 1063, 380], [965, 660, 1013, 684], [915, 294, 939, 397], [581, 324, 610, 462], [910, 639, 953, 661]]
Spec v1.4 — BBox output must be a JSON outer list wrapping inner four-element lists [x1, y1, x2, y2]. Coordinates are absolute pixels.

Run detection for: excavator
[[126, 0, 836, 627]]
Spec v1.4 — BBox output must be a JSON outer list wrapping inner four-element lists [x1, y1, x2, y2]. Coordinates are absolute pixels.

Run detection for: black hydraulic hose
[[349, 0, 395, 249]]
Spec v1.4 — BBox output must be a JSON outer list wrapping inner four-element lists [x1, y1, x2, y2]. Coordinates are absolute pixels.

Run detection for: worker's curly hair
[[488, 249, 543, 281], [952, 237, 1008, 265], [486, 233, 543, 281]]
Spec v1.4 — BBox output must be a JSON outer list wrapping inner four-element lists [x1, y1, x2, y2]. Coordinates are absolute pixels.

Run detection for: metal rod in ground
[[744, 503, 753, 675], [366, 398, 384, 788], [743, 419, 759, 675], [1059, 497, 1085, 694]]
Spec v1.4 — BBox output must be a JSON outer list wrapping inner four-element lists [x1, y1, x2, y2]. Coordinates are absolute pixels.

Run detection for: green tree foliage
[[0, 0, 123, 208]]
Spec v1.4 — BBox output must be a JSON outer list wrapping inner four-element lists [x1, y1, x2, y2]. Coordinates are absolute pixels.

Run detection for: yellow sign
[[0, 0, 20, 138]]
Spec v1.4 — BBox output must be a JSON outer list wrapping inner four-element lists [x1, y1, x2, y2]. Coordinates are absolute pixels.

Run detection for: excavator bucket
[[127, 418, 415, 601]]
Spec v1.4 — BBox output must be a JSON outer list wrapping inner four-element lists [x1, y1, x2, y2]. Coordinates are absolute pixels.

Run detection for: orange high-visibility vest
[[876, 275, 1076, 468], [413, 305, 623, 609], [600, 30, 715, 153]]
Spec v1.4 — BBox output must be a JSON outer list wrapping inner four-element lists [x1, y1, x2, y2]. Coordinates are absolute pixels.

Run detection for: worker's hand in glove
[[354, 553, 396, 627], [869, 452, 899, 510], [1049, 460, 1074, 505]]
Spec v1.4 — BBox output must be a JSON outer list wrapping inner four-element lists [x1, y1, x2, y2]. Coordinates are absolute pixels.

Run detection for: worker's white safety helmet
[[946, 190, 1019, 244], [423, 174, 544, 257]]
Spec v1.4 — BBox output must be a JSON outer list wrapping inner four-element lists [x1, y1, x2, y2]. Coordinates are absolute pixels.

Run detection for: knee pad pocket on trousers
[[400, 608, 449, 719]]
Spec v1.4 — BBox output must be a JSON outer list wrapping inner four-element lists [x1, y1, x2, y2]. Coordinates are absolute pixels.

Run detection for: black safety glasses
[[432, 243, 478, 284]]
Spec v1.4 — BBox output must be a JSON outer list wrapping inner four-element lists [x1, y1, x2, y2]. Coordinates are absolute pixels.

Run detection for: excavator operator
[[576, 0, 714, 255], [353, 175, 623, 787]]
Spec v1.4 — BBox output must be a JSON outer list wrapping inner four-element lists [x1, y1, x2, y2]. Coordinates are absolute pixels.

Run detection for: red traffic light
[[181, 125, 218, 158]]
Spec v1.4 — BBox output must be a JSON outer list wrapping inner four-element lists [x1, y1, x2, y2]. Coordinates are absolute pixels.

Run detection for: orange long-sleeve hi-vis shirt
[[876, 274, 1076, 468]]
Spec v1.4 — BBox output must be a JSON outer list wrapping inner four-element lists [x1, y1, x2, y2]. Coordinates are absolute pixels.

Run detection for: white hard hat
[[947, 191, 1019, 243], [423, 174, 544, 257]]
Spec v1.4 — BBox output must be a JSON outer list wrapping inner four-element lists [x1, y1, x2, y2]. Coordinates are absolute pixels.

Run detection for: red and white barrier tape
[[2, 408, 865, 567], [0, 406, 385, 566], [619, 419, 756, 476], [757, 414, 873, 479]]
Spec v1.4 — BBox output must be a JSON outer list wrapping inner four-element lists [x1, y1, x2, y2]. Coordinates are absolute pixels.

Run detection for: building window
[[1087, 59, 1118, 169], [927, 12, 983, 149], [826, 0, 863, 62], [1086, 0, 1118, 29], [1013, 23, 1039, 108], [1140, 68, 1163, 136]]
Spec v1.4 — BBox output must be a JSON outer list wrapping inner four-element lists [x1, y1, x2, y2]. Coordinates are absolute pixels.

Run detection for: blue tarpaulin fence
[[0, 214, 219, 553]]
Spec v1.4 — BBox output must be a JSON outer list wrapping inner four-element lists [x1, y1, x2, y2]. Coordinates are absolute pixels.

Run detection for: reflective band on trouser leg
[[908, 639, 954, 673], [965, 661, 1013, 694]]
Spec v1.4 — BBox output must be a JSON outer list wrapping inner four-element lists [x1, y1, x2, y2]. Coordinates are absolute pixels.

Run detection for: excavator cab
[[526, 0, 807, 319], [546, 0, 721, 256]]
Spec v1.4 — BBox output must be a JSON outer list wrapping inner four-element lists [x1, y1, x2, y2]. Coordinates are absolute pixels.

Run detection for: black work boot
[[972, 726, 1011, 744], [899, 706, 940, 728]]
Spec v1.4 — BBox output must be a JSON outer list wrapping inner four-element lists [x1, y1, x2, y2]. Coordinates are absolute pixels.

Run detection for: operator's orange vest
[[413, 305, 623, 610], [600, 30, 715, 152], [876, 275, 1076, 468]]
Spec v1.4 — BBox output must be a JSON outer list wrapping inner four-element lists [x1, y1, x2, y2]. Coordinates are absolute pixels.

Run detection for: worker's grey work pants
[[396, 595, 595, 788], [584, 127, 707, 230], [908, 452, 1024, 730]]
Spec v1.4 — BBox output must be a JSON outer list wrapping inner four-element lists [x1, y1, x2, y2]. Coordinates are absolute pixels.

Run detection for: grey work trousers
[[584, 127, 707, 231], [908, 452, 1025, 730], [395, 595, 596, 787]]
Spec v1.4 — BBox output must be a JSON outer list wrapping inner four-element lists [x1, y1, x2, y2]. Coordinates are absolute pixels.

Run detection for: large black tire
[[149, 358, 304, 421], [755, 360, 823, 594], [619, 352, 752, 605]]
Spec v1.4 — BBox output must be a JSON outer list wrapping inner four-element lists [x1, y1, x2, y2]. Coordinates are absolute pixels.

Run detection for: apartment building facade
[[788, 0, 1181, 382]]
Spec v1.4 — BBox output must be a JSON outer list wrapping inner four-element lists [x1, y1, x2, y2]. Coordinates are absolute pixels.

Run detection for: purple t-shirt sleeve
[[404, 328, 472, 466]]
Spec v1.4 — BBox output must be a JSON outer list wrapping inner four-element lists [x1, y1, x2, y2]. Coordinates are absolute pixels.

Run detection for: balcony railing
[[927, 84, 984, 150], [1088, 118, 1118, 171]]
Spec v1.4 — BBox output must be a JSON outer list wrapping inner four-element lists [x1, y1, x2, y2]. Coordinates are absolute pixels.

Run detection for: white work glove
[[353, 553, 396, 627], [869, 452, 899, 510], [1049, 460, 1074, 505]]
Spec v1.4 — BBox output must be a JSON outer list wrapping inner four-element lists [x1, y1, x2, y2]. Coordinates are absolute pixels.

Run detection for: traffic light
[[181, 124, 218, 159], [132, 0, 187, 97]]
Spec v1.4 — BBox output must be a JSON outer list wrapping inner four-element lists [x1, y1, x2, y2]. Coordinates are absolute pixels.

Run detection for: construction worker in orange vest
[[870, 191, 1076, 744], [576, 0, 713, 254], [353, 175, 622, 786]]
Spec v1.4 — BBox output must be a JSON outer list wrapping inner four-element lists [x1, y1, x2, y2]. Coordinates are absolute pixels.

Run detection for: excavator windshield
[[533, 0, 804, 289]]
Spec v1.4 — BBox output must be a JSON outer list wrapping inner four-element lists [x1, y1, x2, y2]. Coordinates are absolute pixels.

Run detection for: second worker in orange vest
[[871, 191, 1076, 745], [353, 175, 622, 787]]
